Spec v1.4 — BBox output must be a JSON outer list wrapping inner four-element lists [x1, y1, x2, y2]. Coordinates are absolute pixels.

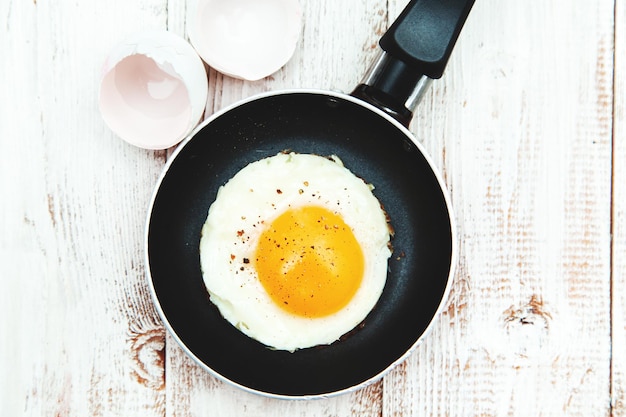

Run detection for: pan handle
[[351, 0, 475, 127]]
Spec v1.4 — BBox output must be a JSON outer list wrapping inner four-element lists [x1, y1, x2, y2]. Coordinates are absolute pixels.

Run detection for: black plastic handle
[[379, 0, 475, 79], [352, 0, 475, 126]]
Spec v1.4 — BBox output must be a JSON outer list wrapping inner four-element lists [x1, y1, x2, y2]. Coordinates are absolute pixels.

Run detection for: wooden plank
[[383, 0, 615, 416], [202, 0, 390, 115], [163, 1, 390, 415], [612, 0, 626, 415], [0, 1, 172, 416], [1, 0, 619, 416]]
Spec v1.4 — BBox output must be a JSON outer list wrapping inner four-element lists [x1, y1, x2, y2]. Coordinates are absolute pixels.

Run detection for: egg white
[[199, 152, 391, 352]]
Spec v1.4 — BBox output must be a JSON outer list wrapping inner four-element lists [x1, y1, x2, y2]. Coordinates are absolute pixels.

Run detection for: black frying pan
[[146, 0, 474, 398]]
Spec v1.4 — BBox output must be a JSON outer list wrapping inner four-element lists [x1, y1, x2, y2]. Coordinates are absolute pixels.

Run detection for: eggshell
[[99, 31, 208, 150], [188, 0, 302, 81]]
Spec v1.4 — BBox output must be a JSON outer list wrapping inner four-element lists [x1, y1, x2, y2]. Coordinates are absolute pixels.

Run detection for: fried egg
[[199, 152, 392, 351]]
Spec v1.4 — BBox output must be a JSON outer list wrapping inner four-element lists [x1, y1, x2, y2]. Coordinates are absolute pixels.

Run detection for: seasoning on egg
[[199, 152, 392, 352]]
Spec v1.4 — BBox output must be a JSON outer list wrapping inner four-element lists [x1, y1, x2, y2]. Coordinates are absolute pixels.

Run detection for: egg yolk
[[254, 206, 365, 318]]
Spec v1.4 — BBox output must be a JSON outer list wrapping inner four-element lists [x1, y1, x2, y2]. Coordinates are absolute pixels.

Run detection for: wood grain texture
[[612, 1, 626, 415], [0, 0, 621, 416], [385, 0, 615, 415], [165, 1, 389, 415], [0, 0, 170, 416]]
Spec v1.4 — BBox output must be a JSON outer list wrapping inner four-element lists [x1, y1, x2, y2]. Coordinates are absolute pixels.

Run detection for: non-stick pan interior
[[147, 92, 453, 397]]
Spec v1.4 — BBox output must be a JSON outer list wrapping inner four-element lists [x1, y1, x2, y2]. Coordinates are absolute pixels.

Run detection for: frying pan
[[146, 0, 474, 399]]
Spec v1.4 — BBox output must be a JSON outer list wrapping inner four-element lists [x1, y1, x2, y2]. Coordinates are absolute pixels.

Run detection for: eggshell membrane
[[99, 31, 208, 149], [188, 0, 302, 81]]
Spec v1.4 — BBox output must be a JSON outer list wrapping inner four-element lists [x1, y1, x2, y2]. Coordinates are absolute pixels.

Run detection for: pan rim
[[144, 88, 458, 399]]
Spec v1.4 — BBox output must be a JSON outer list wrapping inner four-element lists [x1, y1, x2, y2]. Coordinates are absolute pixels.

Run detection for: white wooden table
[[2, 0, 625, 415]]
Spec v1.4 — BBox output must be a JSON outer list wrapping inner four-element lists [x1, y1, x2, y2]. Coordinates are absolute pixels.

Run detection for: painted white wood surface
[[0, 0, 623, 416], [613, 0, 626, 415]]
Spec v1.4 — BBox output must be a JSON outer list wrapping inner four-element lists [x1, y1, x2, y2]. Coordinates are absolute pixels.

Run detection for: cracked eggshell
[[99, 30, 208, 150], [188, 0, 302, 81]]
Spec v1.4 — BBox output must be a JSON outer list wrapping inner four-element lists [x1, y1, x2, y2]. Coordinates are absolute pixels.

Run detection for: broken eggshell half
[[98, 30, 208, 150], [187, 0, 303, 81]]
